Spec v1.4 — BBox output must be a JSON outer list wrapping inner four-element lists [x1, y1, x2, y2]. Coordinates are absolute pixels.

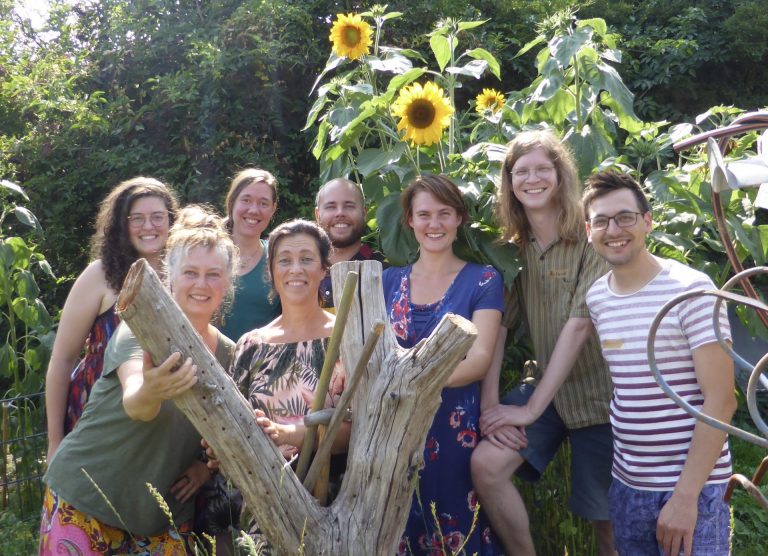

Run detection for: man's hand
[[657, 492, 697, 556], [480, 403, 536, 435]]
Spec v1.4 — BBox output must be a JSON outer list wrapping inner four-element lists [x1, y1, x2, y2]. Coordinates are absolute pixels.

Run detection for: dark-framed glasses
[[510, 165, 555, 181], [588, 211, 643, 231], [127, 211, 168, 228]]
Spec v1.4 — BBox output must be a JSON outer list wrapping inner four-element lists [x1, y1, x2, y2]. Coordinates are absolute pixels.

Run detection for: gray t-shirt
[[45, 322, 234, 536]]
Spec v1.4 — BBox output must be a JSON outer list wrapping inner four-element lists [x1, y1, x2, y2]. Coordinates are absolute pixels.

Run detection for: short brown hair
[[582, 171, 651, 219], [224, 168, 278, 232], [400, 174, 469, 227]]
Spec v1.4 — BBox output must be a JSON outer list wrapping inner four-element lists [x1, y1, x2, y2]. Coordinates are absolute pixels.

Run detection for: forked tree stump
[[117, 259, 476, 554]]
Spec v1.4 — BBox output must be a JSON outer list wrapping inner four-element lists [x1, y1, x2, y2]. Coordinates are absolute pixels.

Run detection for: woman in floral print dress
[[382, 175, 504, 556], [228, 220, 347, 537]]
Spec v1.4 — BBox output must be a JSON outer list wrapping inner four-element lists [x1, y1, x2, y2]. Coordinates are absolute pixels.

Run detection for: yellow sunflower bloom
[[329, 13, 373, 60], [475, 88, 505, 114], [391, 82, 454, 146]]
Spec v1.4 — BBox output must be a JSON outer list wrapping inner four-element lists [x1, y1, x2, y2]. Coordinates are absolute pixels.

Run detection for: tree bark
[[117, 258, 476, 554]]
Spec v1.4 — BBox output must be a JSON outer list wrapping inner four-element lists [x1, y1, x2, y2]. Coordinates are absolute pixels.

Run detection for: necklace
[[239, 246, 263, 269]]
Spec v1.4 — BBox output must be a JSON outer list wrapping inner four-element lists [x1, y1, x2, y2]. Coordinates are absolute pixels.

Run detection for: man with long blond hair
[[471, 130, 615, 555]]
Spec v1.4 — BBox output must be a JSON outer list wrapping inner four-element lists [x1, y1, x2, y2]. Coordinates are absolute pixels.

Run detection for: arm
[[118, 352, 198, 421], [480, 317, 594, 432], [479, 327, 508, 410], [445, 309, 502, 388], [45, 261, 113, 461], [255, 410, 352, 454], [656, 342, 736, 556]]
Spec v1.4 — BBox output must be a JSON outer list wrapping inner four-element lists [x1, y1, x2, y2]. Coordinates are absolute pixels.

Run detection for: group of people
[[39, 129, 735, 556]]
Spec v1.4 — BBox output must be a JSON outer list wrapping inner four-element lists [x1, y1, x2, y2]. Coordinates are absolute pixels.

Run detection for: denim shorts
[[502, 382, 613, 520], [609, 480, 730, 555]]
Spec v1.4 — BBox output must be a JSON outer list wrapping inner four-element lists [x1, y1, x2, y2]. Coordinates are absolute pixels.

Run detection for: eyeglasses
[[127, 211, 169, 228], [510, 165, 555, 181], [588, 211, 643, 231]]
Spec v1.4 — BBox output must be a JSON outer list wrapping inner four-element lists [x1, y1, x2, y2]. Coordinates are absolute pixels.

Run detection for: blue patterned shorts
[[609, 480, 730, 555]]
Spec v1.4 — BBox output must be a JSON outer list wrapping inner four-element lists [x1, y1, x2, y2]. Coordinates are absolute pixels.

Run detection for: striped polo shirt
[[586, 257, 732, 491], [503, 234, 613, 429]]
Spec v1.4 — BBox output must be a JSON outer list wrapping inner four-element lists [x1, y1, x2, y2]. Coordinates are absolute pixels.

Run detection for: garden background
[[2, 0, 768, 553]]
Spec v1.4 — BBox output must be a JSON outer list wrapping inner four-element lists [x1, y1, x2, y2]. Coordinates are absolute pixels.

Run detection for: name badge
[[549, 268, 568, 279], [602, 338, 624, 350]]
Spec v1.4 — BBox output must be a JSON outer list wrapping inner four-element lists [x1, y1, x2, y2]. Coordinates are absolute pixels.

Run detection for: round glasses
[[127, 211, 168, 228], [510, 165, 555, 181], [588, 211, 643, 231]]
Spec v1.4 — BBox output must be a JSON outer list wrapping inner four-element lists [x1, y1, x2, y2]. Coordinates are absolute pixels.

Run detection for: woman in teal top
[[40, 206, 238, 555], [220, 168, 282, 341]]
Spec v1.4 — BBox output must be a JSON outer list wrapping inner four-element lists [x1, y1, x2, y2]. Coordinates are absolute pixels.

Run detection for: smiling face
[[171, 245, 229, 322], [231, 180, 277, 240], [587, 188, 652, 268], [271, 233, 326, 305], [509, 147, 559, 212], [315, 180, 366, 249], [127, 196, 171, 258], [408, 191, 462, 254]]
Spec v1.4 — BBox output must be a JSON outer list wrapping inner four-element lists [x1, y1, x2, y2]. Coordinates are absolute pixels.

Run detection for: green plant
[[0, 180, 55, 396], [0, 509, 38, 554]]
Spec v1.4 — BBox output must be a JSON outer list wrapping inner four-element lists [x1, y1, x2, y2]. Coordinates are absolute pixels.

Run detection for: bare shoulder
[[69, 259, 117, 312]]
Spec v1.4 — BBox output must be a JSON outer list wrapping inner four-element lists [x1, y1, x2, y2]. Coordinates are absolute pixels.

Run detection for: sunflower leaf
[[309, 53, 346, 96], [446, 60, 488, 79], [377, 193, 419, 265], [368, 53, 413, 75], [430, 35, 452, 71], [457, 20, 489, 32], [515, 35, 546, 59], [465, 48, 500, 80], [1, 180, 28, 200], [381, 12, 403, 21], [357, 144, 407, 178], [386, 68, 427, 95], [13, 206, 42, 234]]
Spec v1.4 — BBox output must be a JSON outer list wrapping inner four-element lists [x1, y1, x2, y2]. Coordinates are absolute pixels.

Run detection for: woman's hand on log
[[255, 409, 299, 448], [141, 351, 198, 401], [171, 460, 210, 503]]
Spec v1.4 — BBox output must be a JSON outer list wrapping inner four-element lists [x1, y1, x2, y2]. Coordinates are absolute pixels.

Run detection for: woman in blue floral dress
[[382, 175, 504, 556]]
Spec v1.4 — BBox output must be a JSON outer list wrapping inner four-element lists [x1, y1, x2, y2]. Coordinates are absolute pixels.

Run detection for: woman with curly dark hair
[[44, 176, 178, 463]]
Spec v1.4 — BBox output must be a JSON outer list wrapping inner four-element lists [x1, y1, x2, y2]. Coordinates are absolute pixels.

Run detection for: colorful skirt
[[39, 488, 194, 556]]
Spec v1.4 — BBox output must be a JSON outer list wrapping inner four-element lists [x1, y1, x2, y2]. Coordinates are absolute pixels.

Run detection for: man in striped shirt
[[583, 171, 735, 556]]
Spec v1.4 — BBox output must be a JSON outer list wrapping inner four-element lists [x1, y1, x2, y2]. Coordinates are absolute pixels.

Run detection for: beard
[[329, 220, 365, 249]]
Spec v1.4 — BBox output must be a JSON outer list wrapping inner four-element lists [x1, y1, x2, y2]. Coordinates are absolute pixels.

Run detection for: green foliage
[[0, 510, 38, 555], [0, 181, 55, 396]]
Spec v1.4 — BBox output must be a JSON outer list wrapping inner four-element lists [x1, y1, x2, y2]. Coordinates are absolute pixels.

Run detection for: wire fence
[[1, 392, 46, 521]]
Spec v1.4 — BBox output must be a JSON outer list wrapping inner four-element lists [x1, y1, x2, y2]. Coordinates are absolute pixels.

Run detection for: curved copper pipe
[[673, 112, 768, 330]]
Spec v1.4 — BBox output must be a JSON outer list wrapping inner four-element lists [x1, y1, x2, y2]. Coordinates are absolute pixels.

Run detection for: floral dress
[[64, 304, 120, 433], [383, 263, 504, 556]]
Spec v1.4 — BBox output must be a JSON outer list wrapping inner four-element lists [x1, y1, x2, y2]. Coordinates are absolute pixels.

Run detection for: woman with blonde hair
[[219, 168, 281, 341], [45, 177, 178, 463], [40, 205, 238, 555]]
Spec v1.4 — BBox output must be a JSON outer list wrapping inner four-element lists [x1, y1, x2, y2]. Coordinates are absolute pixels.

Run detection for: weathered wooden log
[[117, 258, 476, 554]]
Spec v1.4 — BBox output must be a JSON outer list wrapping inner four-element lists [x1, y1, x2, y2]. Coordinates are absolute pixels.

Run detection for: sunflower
[[329, 13, 373, 60], [391, 82, 454, 146], [475, 88, 505, 114]]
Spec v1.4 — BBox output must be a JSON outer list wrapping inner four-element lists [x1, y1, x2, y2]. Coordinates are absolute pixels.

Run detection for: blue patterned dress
[[383, 262, 504, 556]]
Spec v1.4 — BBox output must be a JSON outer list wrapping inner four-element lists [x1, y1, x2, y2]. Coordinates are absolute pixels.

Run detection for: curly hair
[[90, 177, 179, 292], [496, 129, 583, 247], [223, 168, 279, 233]]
